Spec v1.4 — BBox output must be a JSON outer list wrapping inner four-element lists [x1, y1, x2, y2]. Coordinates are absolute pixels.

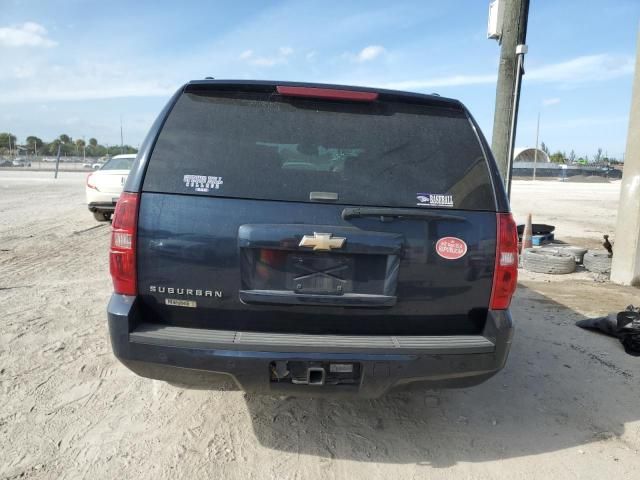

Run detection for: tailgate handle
[[342, 207, 466, 222], [239, 290, 396, 308]]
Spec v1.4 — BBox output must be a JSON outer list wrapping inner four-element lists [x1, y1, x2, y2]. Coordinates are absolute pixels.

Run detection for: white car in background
[[86, 154, 136, 221]]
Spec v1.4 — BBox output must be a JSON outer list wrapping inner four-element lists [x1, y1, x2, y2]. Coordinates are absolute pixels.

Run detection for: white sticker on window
[[183, 174, 223, 193], [416, 192, 453, 207]]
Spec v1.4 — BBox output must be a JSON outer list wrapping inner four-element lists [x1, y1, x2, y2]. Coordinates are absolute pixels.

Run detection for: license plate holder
[[286, 253, 354, 295]]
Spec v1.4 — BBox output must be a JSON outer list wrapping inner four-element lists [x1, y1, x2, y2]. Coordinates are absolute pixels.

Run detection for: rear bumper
[[108, 295, 514, 398], [87, 201, 117, 213]]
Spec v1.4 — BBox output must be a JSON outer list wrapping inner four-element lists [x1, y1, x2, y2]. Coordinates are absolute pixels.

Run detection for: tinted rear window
[[102, 157, 134, 170], [143, 90, 495, 210]]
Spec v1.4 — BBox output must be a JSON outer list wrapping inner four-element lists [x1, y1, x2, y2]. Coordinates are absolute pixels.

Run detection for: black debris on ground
[[576, 305, 640, 356]]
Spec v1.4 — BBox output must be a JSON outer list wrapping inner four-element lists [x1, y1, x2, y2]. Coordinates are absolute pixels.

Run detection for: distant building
[[513, 147, 550, 163]]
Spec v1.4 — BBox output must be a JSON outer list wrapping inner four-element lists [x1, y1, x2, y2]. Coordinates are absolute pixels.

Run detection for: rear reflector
[[489, 213, 518, 310], [276, 86, 378, 102], [109, 192, 139, 295]]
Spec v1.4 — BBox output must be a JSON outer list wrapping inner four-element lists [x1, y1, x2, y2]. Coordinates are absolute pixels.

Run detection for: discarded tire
[[583, 251, 612, 274], [541, 245, 588, 264], [560, 246, 588, 264], [522, 248, 576, 274]]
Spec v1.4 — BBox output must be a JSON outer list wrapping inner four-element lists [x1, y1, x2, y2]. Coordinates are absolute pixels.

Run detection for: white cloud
[[0, 60, 177, 103], [543, 115, 628, 129], [0, 22, 57, 47], [238, 46, 293, 67], [11, 65, 37, 79], [239, 49, 253, 60], [251, 56, 280, 67], [542, 98, 561, 106], [378, 53, 633, 92], [381, 74, 496, 90], [355, 45, 385, 62], [0, 82, 177, 103], [526, 54, 634, 84]]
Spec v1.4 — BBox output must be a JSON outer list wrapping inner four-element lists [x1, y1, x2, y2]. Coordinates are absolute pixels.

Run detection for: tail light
[[86, 173, 98, 190], [276, 85, 379, 102], [489, 213, 518, 310], [109, 192, 139, 295]]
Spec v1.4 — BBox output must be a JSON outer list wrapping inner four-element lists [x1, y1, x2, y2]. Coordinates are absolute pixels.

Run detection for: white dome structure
[[513, 147, 550, 163]]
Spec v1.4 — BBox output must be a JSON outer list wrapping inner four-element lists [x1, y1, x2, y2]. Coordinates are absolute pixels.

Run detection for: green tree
[[54, 134, 76, 155], [540, 141, 550, 155], [91, 144, 107, 157], [0, 132, 17, 152], [105, 145, 138, 155], [16, 134, 137, 158], [593, 147, 603, 164], [107, 145, 120, 156], [25, 136, 44, 154], [48, 139, 62, 155], [549, 151, 565, 163], [75, 138, 86, 155], [568, 149, 576, 163]]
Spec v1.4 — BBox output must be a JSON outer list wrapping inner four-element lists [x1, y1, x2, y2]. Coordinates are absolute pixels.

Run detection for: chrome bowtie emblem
[[299, 232, 346, 251]]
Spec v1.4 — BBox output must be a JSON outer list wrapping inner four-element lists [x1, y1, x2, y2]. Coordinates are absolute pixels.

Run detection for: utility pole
[[54, 143, 62, 179], [611, 27, 640, 286], [490, 0, 530, 196], [533, 110, 540, 181], [120, 115, 124, 154]]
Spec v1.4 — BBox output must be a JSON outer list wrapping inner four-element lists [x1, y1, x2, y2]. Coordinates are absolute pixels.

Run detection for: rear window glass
[[143, 90, 495, 210], [102, 157, 134, 170]]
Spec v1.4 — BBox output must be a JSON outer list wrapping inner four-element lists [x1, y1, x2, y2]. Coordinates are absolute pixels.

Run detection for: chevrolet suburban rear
[[107, 80, 517, 397]]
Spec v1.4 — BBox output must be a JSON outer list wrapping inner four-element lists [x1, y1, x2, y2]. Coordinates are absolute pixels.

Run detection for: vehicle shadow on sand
[[243, 285, 638, 466]]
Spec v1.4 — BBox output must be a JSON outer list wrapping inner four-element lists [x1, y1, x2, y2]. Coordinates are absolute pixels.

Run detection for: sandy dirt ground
[[1, 172, 638, 480], [511, 179, 622, 250]]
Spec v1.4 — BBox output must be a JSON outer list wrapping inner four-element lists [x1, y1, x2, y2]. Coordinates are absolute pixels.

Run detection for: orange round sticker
[[435, 237, 467, 260]]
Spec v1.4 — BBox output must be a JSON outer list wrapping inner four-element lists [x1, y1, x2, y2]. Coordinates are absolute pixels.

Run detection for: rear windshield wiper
[[342, 207, 466, 222]]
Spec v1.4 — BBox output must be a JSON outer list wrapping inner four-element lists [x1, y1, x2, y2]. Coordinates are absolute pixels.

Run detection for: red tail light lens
[[276, 86, 379, 102], [109, 192, 139, 295], [490, 213, 518, 310], [86, 173, 98, 190]]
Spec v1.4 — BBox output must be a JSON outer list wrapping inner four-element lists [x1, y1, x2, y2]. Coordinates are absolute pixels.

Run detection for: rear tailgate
[[135, 84, 499, 336], [95, 170, 129, 194]]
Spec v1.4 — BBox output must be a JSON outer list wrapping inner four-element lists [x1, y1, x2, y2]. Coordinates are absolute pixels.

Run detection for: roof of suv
[[184, 79, 463, 109]]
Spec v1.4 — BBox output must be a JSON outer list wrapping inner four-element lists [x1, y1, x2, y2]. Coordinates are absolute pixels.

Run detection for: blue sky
[[0, 0, 638, 158]]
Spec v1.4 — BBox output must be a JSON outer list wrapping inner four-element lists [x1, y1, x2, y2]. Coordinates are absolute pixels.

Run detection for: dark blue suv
[[107, 80, 517, 397]]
